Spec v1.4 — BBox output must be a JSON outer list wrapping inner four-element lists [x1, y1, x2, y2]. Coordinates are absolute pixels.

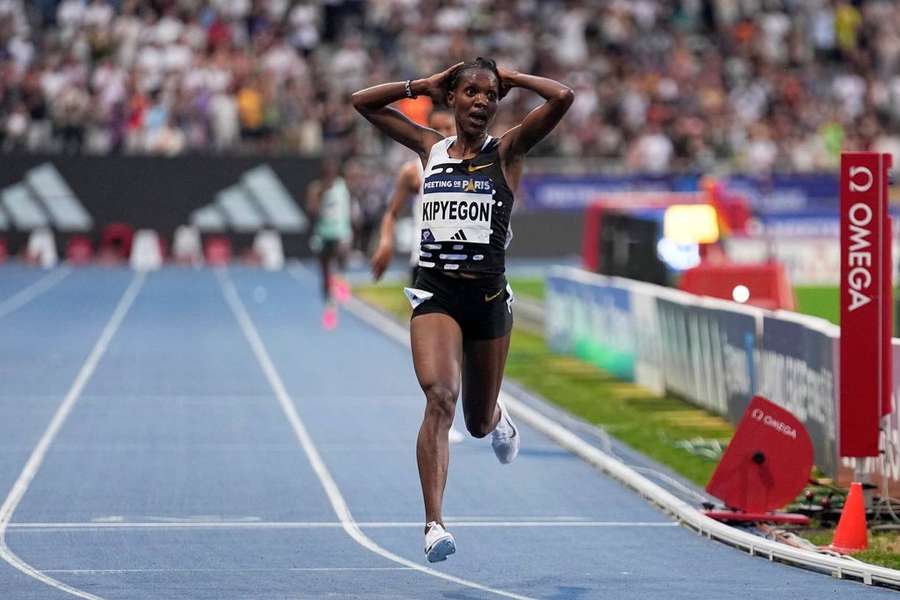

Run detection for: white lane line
[[44, 567, 415, 575], [0, 272, 146, 600], [0, 267, 72, 319], [218, 270, 535, 600], [10, 520, 678, 531]]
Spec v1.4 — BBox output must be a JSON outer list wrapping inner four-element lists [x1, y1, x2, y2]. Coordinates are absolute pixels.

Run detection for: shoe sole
[[448, 427, 465, 444], [425, 536, 456, 562]]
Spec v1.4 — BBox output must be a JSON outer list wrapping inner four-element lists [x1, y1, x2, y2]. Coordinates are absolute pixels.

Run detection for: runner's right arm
[[371, 161, 420, 280], [351, 63, 462, 161]]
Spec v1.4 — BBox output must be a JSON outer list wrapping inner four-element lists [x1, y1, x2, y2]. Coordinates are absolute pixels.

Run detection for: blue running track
[[0, 265, 893, 599]]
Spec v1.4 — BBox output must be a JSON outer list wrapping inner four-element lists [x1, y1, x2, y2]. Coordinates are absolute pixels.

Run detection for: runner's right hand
[[422, 62, 464, 104]]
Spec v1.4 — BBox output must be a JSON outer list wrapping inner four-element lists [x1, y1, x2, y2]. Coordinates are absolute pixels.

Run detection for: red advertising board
[[884, 213, 893, 417], [840, 152, 891, 457]]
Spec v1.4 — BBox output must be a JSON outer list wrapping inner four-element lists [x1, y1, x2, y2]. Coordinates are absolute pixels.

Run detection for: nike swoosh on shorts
[[484, 289, 504, 302]]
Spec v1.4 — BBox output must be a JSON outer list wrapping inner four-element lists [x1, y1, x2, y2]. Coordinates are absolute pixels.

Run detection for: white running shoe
[[424, 521, 456, 562], [491, 399, 519, 464], [448, 426, 465, 444]]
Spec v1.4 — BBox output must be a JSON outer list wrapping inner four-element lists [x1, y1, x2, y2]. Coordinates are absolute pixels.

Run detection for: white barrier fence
[[545, 266, 890, 486]]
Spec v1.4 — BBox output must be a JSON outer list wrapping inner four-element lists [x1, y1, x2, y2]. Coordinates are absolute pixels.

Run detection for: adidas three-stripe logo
[[190, 165, 308, 233], [450, 230, 467, 241], [0, 163, 93, 232]]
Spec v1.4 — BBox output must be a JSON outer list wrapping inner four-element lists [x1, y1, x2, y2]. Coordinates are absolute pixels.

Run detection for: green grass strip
[[794, 285, 900, 333], [509, 277, 545, 301], [802, 530, 900, 570], [794, 286, 841, 325]]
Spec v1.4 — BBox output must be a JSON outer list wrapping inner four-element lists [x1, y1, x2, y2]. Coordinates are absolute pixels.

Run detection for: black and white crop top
[[418, 135, 514, 275]]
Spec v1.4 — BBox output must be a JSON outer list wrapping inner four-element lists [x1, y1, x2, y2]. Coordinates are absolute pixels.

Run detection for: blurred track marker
[[172, 225, 203, 266], [26, 228, 58, 268], [0, 272, 145, 600], [219, 268, 534, 600], [252, 230, 285, 271], [130, 230, 163, 271], [0, 267, 71, 320]]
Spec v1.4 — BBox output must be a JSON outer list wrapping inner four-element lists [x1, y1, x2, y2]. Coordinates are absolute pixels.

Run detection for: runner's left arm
[[498, 69, 574, 159]]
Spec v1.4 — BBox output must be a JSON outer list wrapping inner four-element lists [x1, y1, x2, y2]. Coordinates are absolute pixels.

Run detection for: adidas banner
[[0, 155, 585, 259], [0, 155, 318, 256]]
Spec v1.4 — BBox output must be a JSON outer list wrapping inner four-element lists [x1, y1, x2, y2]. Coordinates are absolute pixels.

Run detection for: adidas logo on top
[[0, 163, 93, 233], [450, 229, 468, 241], [189, 165, 308, 234]]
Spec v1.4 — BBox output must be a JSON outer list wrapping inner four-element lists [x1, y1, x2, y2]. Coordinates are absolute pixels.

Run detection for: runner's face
[[428, 112, 455, 138], [448, 69, 499, 138]]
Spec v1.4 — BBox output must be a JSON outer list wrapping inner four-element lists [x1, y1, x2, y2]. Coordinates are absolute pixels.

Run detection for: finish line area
[[0, 264, 891, 599]]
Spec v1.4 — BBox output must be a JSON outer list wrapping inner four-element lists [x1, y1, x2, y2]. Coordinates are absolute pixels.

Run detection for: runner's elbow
[[554, 87, 575, 108], [350, 91, 369, 112]]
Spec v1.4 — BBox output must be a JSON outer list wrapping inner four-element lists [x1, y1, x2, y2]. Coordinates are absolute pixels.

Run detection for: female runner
[[352, 58, 573, 562]]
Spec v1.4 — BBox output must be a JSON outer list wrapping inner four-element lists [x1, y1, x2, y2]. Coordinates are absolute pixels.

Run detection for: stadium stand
[[0, 0, 898, 172]]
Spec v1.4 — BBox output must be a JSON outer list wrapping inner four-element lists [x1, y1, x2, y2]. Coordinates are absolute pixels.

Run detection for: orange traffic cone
[[829, 482, 868, 553]]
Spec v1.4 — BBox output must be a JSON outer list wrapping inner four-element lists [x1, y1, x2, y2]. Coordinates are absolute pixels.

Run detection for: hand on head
[[424, 62, 465, 104], [496, 65, 517, 98]]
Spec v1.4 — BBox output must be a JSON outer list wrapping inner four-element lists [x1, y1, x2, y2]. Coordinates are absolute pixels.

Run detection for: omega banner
[[840, 152, 893, 457]]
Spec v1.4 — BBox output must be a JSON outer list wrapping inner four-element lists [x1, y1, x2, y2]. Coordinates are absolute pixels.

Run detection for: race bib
[[421, 175, 493, 244]]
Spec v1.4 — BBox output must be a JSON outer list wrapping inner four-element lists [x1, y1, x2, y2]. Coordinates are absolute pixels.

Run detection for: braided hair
[[444, 57, 507, 101]]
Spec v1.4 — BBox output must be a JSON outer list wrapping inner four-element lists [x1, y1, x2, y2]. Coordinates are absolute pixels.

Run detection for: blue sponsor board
[[519, 174, 674, 212], [758, 209, 900, 238], [519, 173, 844, 216], [759, 316, 838, 476], [545, 274, 635, 380], [716, 306, 759, 420], [586, 284, 634, 380], [656, 300, 757, 417], [722, 173, 839, 214], [757, 211, 841, 237], [545, 275, 576, 354]]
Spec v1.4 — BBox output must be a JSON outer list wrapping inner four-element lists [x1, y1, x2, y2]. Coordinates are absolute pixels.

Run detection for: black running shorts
[[406, 268, 514, 340]]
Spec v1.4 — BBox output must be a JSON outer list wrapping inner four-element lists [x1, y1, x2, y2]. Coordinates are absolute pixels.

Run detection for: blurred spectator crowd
[[1, 0, 899, 173]]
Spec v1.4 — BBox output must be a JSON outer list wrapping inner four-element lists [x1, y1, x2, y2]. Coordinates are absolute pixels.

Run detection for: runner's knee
[[464, 407, 495, 439], [422, 383, 458, 424]]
